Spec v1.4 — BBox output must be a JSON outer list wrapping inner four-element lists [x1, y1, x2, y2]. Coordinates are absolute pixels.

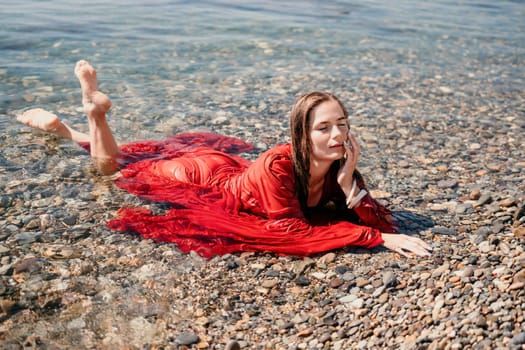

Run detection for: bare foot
[[16, 108, 89, 142], [74, 60, 111, 117], [17, 108, 62, 133]]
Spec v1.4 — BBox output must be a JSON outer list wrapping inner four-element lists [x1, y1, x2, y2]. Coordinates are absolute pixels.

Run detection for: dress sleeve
[[350, 176, 399, 233]]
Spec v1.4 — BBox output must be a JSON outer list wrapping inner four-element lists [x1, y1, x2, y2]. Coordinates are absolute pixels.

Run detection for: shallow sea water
[[0, 0, 524, 175]]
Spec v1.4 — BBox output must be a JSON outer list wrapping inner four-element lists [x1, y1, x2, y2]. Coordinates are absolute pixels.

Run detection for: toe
[[75, 60, 89, 75]]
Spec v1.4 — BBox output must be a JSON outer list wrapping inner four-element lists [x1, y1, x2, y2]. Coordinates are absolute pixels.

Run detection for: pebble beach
[[1, 1, 524, 349]]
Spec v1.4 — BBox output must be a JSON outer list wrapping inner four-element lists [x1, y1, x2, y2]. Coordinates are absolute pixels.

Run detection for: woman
[[17, 60, 431, 258]]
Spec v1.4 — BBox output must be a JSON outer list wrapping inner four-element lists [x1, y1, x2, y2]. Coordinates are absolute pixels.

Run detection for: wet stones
[[1, 14, 524, 348]]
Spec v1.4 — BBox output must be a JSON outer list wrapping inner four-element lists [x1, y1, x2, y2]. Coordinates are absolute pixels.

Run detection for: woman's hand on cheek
[[381, 233, 432, 258], [337, 131, 361, 193]]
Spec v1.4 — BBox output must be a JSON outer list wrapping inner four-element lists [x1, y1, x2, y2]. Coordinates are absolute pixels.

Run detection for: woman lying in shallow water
[[17, 60, 431, 258]]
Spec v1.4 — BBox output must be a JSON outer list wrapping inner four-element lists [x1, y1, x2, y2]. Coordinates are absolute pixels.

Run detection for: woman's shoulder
[[251, 143, 293, 178], [261, 143, 292, 159]]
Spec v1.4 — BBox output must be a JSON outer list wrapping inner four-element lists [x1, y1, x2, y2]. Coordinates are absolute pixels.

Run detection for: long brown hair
[[290, 92, 349, 210]]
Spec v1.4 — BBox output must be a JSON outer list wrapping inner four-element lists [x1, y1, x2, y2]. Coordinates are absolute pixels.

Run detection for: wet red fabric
[[82, 132, 398, 258]]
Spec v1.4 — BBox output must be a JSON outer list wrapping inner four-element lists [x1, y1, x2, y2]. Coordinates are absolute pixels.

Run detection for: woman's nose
[[332, 126, 344, 139]]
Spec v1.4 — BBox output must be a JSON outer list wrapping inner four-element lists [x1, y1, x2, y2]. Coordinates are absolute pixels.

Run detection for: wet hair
[[290, 91, 348, 210]]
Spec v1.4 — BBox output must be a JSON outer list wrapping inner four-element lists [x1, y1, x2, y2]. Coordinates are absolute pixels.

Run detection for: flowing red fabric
[[81, 132, 398, 258]]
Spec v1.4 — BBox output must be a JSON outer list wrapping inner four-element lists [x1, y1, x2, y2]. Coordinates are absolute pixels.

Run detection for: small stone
[[175, 333, 200, 346], [499, 198, 517, 208], [478, 241, 492, 253], [473, 194, 492, 207], [349, 298, 364, 309], [448, 276, 460, 283], [261, 278, 279, 289], [432, 297, 445, 322], [13, 232, 41, 245], [486, 163, 501, 171], [498, 241, 511, 254], [225, 340, 241, 350], [295, 275, 310, 286], [0, 298, 16, 314], [318, 252, 336, 265], [339, 295, 357, 304], [355, 278, 369, 287], [329, 277, 344, 288], [24, 218, 41, 229], [474, 315, 487, 328], [431, 263, 450, 278], [13, 257, 41, 274], [0, 245, 10, 255], [297, 327, 314, 337], [510, 332, 525, 345], [250, 263, 266, 270], [469, 189, 481, 200], [42, 245, 82, 259], [23, 93, 36, 102], [438, 86, 454, 95], [63, 215, 78, 226], [335, 265, 351, 275], [319, 333, 331, 343], [437, 179, 458, 188], [211, 115, 229, 125], [293, 258, 314, 276], [509, 282, 524, 290], [372, 286, 385, 298], [514, 203, 525, 222], [474, 226, 492, 236], [311, 272, 326, 280], [382, 271, 398, 288], [455, 203, 471, 214], [0, 195, 12, 208], [460, 266, 474, 278], [513, 269, 525, 284], [431, 226, 456, 235], [341, 271, 355, 281], [513, 226, 525, 238], [420, 272, 431, 280], [428, 203, 449, 211]]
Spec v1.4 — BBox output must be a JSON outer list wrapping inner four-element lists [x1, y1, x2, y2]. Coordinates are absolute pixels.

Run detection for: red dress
[[87, 132, 398, 258]]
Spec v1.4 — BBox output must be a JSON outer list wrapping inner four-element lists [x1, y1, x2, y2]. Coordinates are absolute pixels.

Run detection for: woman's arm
[[244, 146, 431, 257]]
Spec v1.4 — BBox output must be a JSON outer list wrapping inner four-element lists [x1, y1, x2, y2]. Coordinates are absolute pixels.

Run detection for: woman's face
[[309, 99, 349, 163]]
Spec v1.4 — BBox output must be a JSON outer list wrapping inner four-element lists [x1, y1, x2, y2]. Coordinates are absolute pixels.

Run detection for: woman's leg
[[17, 108, 90, 143], [74, 60, 120, 175], [17, 60, 121, 175]]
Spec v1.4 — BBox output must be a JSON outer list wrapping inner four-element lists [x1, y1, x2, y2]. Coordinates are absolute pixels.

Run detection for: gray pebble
[[13, 232, 41, 245], [382, 271, 398, 288], [175, 333, 200, 346], [510, 332, 525, 345], [225, 340, 241, 350]]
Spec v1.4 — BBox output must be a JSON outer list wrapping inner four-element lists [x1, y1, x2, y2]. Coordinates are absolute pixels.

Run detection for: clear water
[[1, 0, 524, 141]]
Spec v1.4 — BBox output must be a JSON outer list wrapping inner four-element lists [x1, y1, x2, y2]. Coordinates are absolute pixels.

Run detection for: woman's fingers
[[382, 233, 432, 258], [348, 131, 360, 154], [394, 247, 411, 258], [343, 131, 360, 167], [404, 238, 432, 256]]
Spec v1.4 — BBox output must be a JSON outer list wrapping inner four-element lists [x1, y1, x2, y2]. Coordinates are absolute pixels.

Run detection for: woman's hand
[[381, 233, 432, 257], [337, 131, 361, 196]]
